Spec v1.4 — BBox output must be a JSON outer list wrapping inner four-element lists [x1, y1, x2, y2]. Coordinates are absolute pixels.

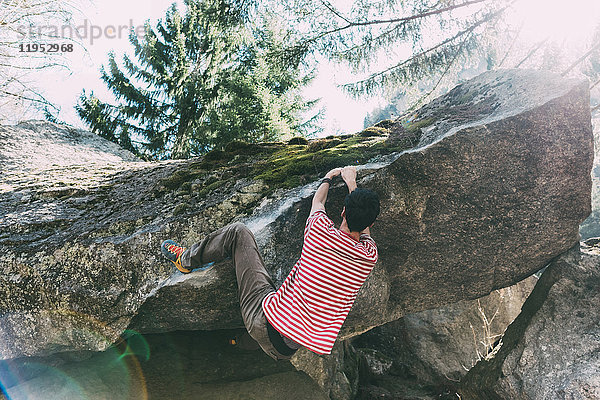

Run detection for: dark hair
[[344, 188, 380, 232]]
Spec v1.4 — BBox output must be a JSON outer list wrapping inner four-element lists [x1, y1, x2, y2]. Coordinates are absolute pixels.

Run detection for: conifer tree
[[77, 0, 315, 159], [278, 0, 512, 97]]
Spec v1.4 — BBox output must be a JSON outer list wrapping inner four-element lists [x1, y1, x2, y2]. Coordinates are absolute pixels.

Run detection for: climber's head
[[341, 188, 380, 233]]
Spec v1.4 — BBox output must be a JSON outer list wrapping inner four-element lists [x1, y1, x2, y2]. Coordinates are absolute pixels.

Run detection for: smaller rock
[[291, 341, 360, 400], [353, 275, 537, 386], [460, 243, 600, 399]]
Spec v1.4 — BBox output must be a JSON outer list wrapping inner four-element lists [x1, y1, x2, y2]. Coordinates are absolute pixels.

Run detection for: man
[[161, 166, 380, 360]]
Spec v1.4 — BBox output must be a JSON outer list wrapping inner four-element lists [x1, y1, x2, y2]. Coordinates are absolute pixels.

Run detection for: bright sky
[[510, 0, 600, 43], [31, 0, 384, 137], [31, 0, 183, 127], [16, 0, 600, 136]]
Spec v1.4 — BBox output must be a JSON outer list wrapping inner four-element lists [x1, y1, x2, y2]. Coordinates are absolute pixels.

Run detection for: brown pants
[[180, 223, 292, 360]]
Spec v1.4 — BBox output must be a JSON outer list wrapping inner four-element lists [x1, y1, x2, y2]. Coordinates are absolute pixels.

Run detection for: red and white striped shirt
[[262, 210, 378, 354]]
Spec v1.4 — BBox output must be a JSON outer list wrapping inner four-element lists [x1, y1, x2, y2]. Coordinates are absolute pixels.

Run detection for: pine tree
[[77, 0, 315, 159], [277, 0, 512, 98]]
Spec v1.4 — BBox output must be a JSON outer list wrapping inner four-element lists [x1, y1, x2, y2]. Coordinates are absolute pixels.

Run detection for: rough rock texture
[[459, 241, 600, 399], [0, 69, 593, 359], [289, 276, 537, 400], [353, 275, 537, 391], [291, 340, 362, 400]]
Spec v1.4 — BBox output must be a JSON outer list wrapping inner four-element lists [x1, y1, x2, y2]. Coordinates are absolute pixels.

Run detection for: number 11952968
[[19, 43, 74, 53]]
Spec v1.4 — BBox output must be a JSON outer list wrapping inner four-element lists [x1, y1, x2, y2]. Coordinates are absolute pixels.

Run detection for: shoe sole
[[173, 258, 192, 274]]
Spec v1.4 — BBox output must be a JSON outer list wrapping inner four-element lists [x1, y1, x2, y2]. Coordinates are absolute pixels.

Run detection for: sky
[[27, 0, 384, 137], [12, 0, 600, 136]]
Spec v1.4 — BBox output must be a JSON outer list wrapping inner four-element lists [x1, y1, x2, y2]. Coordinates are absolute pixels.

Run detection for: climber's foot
[[161, 240, 191, 274]]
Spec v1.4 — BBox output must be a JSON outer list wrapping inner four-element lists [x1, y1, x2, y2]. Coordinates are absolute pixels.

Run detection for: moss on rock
[[288, 137, 309, 145]]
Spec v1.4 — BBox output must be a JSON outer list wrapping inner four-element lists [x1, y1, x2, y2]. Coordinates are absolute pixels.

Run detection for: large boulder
[[459, 241, 600, 399], [0, 69, 593, 359]]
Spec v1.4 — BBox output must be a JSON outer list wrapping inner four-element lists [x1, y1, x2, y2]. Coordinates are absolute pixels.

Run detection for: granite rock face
[[291, 340, 361, 400], [353, 275, 537, 390], [0, 69, 593, 359], [459, 241, 600, 399]]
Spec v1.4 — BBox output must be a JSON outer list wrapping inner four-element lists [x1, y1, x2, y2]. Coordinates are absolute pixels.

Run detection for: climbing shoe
[[161, 240, 191, 274]]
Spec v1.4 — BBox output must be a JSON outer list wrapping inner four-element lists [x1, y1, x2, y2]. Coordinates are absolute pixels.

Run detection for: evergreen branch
[[592, 104, 600, 113], [497, 21, 523, 68], [408, 30, 474, 111], [330, 13, 421, 68], [0, 88, 53, 105], [346, 3, 509, 91], [301, 0, 494, 46], [514, 37, 549, 68], [0, 61, 66, 69], [318, 0, 352, 24], [561, 40, 600, 76]]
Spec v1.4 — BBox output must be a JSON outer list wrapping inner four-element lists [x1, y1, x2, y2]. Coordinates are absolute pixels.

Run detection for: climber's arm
[[311, 168, 342, 215]]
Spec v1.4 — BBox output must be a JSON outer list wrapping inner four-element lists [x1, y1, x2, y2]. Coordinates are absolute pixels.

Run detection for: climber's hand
[[325, 168, 342, 180], [341, 166, 357, 192]]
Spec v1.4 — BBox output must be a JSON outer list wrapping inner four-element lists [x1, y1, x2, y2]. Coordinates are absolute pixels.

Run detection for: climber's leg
[[180, 223, 286, 359]]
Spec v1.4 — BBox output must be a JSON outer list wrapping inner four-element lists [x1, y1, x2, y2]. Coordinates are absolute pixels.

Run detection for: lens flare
[[119, 330, 151, 362], [0, 311, 149, 399], [1, 362, 87, 400]]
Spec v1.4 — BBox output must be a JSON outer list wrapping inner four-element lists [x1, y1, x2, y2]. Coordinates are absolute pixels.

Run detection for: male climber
[[160, 166, 380, 359]]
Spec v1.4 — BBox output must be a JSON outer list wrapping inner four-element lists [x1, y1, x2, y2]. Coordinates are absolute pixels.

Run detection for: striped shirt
[[262, 210, 378, 355]]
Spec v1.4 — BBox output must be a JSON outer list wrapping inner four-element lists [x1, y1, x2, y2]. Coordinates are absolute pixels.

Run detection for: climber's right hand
[[341, 166, 357, 187]]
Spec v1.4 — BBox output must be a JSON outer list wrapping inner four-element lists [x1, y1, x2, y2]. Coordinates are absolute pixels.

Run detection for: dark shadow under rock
[[1, 329, 327, 400]]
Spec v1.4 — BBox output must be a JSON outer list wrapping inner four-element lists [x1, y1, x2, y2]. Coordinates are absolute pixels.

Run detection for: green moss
[[457, 90, 477, 105], [205, 180, 225, 192], [405, 117, 435, 134], [287, 137, 309, 145], [359, 126, 389, 137], [204, 175, 219, 185], [224, 140, 250, 152], [180, 181, 192, 192], [306, 138, 342, 152], [251, 133, 394, 188], [196, 179, 226, 197], [158, 127, 413, 202], [374, 119, 395, 129], [159, 169, 193, 191], [173, 203, 188, 216], [157, 163, 209, 194]]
